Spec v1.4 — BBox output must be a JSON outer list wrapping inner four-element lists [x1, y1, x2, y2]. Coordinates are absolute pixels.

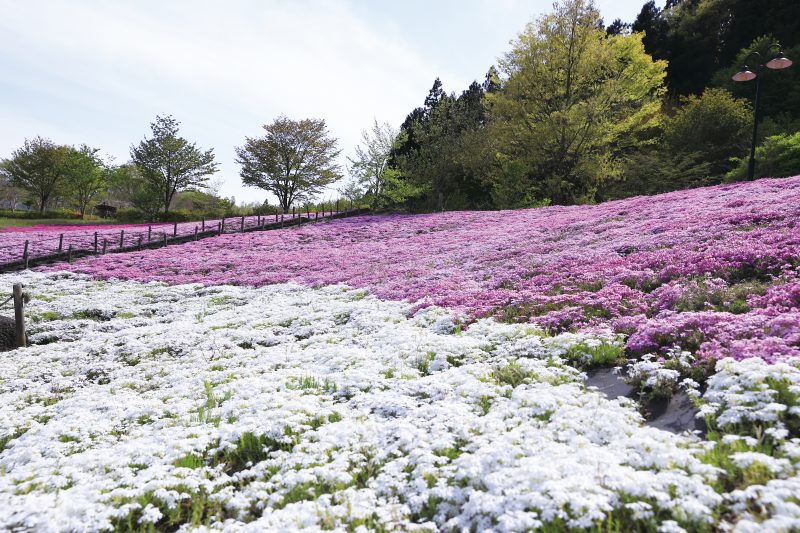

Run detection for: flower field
[[0, 213, 317, 265], [2, 177, 800, 531], [58, 176, 800, 365]]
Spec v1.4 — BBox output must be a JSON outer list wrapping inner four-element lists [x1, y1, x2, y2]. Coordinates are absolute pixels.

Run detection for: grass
[[0, 217, 113, 228]]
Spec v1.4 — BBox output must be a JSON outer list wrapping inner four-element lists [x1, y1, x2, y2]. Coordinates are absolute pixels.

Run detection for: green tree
[[63, 145, 106, 218], [348, 119, 398, 208], [106, 163, 162, 221], [235, 116, 342, 213], [130, 115, 218, 215], [727, 131, 800, 181], [0, 136, 69, 213], [488, 0, 666, 205], [392, 77, 494, 211], [663, 87, 752, 180]]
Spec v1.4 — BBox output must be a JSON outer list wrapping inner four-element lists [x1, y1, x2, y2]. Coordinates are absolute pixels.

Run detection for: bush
[[113, 208, 146, 223], [727, 131, 800, 182], [158, 209, 192, 223], [0, 208, 82, 220]]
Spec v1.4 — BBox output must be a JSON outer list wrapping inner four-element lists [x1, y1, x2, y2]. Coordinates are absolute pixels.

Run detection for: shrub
[[727, 131, 800, 182]]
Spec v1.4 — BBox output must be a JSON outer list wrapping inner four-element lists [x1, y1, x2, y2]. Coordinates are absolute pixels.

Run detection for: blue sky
[[0, 0, 656, 205]]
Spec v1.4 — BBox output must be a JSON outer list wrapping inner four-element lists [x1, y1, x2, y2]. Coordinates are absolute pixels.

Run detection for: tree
[[63, 145, 106, 218], [727, 131, 800, 181], [391, 76, 495, 211], [348, 119, 398, 208], [106, 163, 162, 221], [488, 0, 667, 205], [663, 88, 752, 179], [0, 136, 69, 213], [130, 115, 218, 215], [235, 116, 342, 213]]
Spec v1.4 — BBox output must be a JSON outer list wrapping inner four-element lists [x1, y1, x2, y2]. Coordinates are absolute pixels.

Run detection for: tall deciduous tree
[[130, 115, 218, 215], [489, 0, 666, 205], [0, 136, 68, 213], [235, 116, 342, 213], [63, 145, 106, 218], [347, 119, 398, 208]]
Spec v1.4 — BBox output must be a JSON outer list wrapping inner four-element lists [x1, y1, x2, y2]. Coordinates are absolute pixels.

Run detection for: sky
[[0, 0, 656, 206]]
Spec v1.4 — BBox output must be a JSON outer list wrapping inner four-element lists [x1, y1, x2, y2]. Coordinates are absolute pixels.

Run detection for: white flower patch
[[0, 272, 793, 531]]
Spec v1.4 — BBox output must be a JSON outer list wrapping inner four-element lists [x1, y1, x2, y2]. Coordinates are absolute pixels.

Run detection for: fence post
[[292, 207, 296, 218], [67, 245, 73, 264], [201, 218, 205, 232], [163, 233, 168, 247], [58, 233, 64, 253], [241, 216, 245, 232], [218, 221, 223, 236], [275, 212, 278, 223], [23, 240, 29, 269], [173, 222, 177, 237], [94, 232, 98, 254], [102, 239, 107, 254], [138, 235, 143, 250], [221, 217, 225, 235], [148, 225, 152, 242], [12, 283, 25, 348], [194, 226, 199, 241], [119, 230, 125, 250]]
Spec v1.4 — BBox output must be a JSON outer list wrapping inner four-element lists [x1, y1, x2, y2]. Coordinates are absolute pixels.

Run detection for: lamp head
[[766, 51, 793, 70], [732, 67, 757, 82]]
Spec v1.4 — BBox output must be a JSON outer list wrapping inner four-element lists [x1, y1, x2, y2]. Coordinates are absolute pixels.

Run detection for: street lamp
[[732, 44, 793, 180]]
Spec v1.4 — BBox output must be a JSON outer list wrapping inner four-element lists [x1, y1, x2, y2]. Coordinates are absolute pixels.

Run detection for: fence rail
[[0, 206, 370, 273]]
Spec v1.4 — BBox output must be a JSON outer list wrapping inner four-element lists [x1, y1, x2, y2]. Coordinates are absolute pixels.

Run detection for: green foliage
[[62, 144, 107, 218], [663, 88, 752, 180], [235, 116, 342, 213], [130, 115, 218, 215], [488, 0, 667, 206], [564, 340, 626, 368], [727, 131, 800, 182], [0, 137, 70, 213]]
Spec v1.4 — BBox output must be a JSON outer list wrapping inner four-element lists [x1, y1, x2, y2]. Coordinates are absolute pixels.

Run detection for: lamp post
[[732, 44, 793, 181]]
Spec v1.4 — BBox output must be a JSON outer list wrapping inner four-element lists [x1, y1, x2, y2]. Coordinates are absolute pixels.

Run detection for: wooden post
[[102, 239, 107, 254], [257, 215, 261, 228], [67, 245, 73, 263], [173, 222, 177, 237], [241, 216, 245, 232], [23, 240, 29, 269], [138, 235, 143, 250], [218, 221, 223, 236], [93, 232, 98, 254], [292, 207, 296, 218], [119, 230, 125, 250], [275, 212, 278, 223], [194, 226, 198, 241], [148, 225, 152, 242], [221, 217, 225, 234], [201, 218, 205, 231], [12, 283, 25, 348], [58, 233, 64, 253], [163, 233, 168, 247]]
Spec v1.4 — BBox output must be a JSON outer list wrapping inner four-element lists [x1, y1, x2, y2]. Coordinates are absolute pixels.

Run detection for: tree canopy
[[235, 116, 342, 213], [130, 115, 218, 214]]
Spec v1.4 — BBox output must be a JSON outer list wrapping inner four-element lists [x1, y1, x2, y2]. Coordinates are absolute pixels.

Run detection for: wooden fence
[[0, 206, 370, 273]]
